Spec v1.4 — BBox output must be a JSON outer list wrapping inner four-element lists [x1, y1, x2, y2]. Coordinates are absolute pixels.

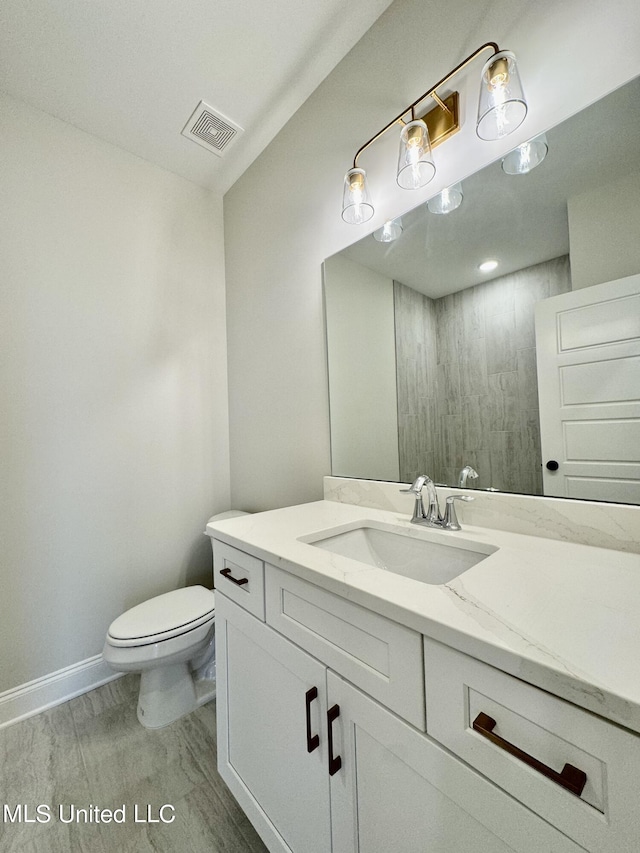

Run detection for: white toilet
[[103, 510, 248, 729]]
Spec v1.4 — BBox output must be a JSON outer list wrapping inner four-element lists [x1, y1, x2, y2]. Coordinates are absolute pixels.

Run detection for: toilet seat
[[107, 586, 215, 648]]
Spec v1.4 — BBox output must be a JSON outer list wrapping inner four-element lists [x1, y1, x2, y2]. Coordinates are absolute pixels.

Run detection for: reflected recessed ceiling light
[[478, 259, 499, 272]]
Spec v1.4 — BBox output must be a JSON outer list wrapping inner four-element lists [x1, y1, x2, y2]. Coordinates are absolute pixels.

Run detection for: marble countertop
[[206, 500, 640, 735]]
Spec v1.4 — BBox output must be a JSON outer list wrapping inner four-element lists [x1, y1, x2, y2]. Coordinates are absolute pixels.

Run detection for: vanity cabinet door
[[216, 593, 331, 853], [328, 672, 583, 853]]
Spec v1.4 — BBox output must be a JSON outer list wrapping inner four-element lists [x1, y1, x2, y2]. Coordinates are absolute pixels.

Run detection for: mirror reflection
[[324, 77, 640, 504]]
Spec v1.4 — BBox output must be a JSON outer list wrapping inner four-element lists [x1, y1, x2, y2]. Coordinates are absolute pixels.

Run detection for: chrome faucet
[[399, 475, 440, 525], [458, 465, 478, 488], [400, 475, 474, 530]]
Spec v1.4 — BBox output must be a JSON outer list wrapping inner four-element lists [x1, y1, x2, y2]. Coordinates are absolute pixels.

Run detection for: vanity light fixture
[[341, 42, 528, 223], [478, 259, 499, 273], [373, 217, 403, 242], [502, 133, 548, 175], [427, 183, 464, 214]]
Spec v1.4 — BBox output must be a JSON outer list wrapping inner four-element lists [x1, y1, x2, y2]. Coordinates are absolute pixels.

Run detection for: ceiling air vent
[[181, 100, 243, 157]]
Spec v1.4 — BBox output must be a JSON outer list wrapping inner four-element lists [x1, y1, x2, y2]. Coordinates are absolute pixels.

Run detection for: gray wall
[[569, 169, 640, 289], [394, 280, 438, 481], [395, 256, 571, 493], [324, 254, 399, 480], [0, 92, 230, 692]]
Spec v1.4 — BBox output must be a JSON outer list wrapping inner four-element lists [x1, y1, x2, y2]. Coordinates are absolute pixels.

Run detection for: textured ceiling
[[0, 0, 393, 192]]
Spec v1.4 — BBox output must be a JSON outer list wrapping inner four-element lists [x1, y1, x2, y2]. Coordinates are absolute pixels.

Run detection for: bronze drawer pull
[[220, 567, 249, 587], [472, 712, 587, 797]]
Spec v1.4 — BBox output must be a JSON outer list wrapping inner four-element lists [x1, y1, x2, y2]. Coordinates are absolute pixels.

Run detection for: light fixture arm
[[352, 41, 500, 169], [429, 91, 450, 114]]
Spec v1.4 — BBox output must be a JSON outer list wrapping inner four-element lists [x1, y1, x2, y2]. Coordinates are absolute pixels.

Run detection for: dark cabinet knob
[[546, 460, 559, 471]]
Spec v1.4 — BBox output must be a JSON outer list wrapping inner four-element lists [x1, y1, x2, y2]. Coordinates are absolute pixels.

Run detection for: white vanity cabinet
[[213, 540, 586, 853], [217, 594, 331, 853]]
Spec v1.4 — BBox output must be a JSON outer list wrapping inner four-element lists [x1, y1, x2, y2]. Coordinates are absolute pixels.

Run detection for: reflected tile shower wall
[[394, 255, 571, 493]]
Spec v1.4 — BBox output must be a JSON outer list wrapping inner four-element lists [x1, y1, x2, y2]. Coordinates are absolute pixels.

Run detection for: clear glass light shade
[[476, 51, 527, 140], [501, 134, 548, 174], [373, 217, 403, 242], [341, 168, 374, 224], [396, 120, 436, 189], [427, 183, 464, 214]]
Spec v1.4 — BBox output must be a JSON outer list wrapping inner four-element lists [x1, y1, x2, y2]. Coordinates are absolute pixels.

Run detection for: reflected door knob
[[546, 460, 559, 471]]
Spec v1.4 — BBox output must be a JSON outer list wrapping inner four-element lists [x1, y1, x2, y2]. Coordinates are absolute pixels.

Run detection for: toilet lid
[[108, 586, 215, 644]]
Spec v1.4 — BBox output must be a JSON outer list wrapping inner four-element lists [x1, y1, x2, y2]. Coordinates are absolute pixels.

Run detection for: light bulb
[[488, 57, 510, 89], [478, 259, 498, 273]]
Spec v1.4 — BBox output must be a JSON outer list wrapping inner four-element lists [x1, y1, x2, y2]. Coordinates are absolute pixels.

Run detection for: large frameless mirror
[[323, 77, 640, 504]]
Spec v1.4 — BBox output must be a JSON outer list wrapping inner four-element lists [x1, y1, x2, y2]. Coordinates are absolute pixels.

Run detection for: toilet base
[[137, 663, 216, 729]]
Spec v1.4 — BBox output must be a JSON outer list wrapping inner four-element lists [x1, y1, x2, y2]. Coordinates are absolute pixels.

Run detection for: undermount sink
[[302, 521, 497, 585]]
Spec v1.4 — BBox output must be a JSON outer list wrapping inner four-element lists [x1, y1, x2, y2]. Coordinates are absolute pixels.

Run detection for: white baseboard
[[0, 655, 121, 730]]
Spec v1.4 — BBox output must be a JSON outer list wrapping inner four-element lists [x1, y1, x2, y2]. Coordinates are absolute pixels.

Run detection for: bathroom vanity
[[206, 493, 640, 853]]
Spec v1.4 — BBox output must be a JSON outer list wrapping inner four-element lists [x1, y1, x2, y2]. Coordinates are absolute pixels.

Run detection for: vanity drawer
[[424, 637, 640, 852], [212, 540, 265, 620], [265, 565, 425, 729]]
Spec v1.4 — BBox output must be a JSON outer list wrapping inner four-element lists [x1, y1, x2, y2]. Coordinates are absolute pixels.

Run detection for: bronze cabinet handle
[[219, 567, 249, 586], [327, 704, 342, 776], [472, 712, 587, 797], [305, 687, 320, 753]]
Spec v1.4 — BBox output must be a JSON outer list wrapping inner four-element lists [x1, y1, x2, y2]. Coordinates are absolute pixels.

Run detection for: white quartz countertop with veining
[[206, 500, 640, 735]]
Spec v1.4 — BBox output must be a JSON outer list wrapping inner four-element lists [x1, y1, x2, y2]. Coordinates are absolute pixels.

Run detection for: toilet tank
[[207, 510, 249, 524]]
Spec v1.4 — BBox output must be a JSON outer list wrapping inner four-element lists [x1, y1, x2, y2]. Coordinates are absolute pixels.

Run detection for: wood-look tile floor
[[0, 676, 268, 853]]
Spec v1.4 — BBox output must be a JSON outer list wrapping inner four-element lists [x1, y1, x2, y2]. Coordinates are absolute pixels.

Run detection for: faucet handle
[[443, 495, 475, 530], [399, 477, 429, 521], [399, 475, 428, 496]]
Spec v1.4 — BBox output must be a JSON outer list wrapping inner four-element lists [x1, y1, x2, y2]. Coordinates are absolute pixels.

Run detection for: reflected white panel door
[[535, 274, 640, 502]]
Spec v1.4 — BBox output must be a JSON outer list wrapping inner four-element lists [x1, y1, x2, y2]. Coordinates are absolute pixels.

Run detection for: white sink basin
[[302, 521, 496, 585]]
